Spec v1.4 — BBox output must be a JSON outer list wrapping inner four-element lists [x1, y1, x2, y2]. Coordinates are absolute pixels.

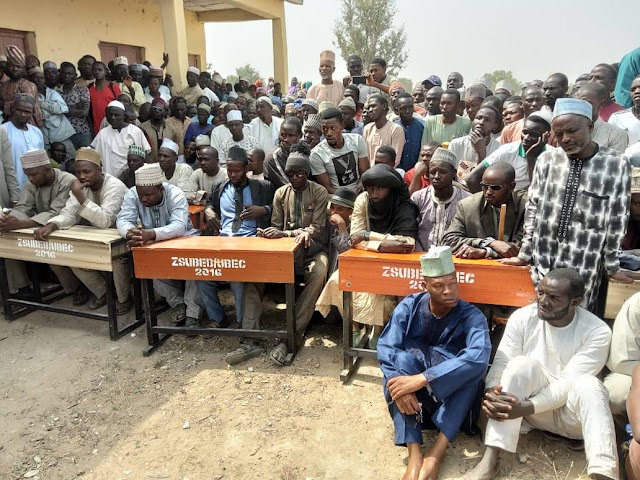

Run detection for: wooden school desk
[[133, 236, 301, 362], [338, 249, 536, 382], [188, 204, 205, 230], [0, 226, 144, 340]]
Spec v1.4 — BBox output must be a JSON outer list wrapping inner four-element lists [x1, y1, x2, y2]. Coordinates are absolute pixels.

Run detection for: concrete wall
[[0, 0, 205, 68]]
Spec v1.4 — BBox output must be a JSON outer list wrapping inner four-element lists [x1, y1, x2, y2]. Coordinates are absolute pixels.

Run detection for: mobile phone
[[352, 76, 366, 85]]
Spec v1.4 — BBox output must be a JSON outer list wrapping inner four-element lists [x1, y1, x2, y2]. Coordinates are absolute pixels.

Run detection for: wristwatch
[[364, 231, 370, 241]]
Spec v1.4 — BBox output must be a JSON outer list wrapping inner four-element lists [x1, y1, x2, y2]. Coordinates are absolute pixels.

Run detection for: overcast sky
[[205, 0, 639, 87]]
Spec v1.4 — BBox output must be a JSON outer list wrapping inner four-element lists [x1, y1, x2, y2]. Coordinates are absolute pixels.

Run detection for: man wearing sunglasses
[[442, 162, 527, 259]]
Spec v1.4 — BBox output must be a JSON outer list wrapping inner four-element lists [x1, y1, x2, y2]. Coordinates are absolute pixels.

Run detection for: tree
[[396, 77, 413, 92], [226, 64, 262, 86], [333, 0, 408, 76], [482, 70, 522, 92]]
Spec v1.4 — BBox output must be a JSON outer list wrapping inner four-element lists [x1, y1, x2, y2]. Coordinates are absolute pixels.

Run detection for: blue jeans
[[196, 281, 244, 323]]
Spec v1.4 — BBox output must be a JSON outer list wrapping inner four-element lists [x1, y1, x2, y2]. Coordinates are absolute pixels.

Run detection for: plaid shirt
[[518, 146, 630, 308]]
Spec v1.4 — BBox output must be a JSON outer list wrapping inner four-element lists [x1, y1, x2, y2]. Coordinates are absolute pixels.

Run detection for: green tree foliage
[[333, 0, 408, 76], [226, 64, 262, 86]]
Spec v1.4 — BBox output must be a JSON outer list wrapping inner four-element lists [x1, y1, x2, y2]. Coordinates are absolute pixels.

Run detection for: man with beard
[[0, 45, 42, 126], [307, 50, 344, 107], [310, 107, 369, 193], [463, 268, 618, 480], [501, 98, 632, 313]]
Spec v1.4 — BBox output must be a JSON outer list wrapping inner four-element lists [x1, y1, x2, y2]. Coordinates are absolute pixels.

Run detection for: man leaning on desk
[[0, 148, 82, 302], [116, 162, 203, 326], [35, 147, 132, 314]]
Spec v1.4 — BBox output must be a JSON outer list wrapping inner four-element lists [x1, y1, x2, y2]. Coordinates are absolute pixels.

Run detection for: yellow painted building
[[0, 0, 302, 88]]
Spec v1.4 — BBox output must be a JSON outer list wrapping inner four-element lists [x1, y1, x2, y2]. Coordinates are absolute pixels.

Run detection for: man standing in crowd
[[502, 98, 632, 312], [421, 89, 471, 146], [250, 96, 283, 158], [575, 83, 629, 151], [588, 63, 625, 121], [363, 94, 405, 167], [58, 62, 92, 149], [0, 46, 42, 127], [395, 93, 424, 172], [542, 73, 569, 111], [112, 56, 144, 112], [172, 67, 203, 107], [141, 97, 179, 162], [307, 50, 344, 107], [500, 85, 544, 144]]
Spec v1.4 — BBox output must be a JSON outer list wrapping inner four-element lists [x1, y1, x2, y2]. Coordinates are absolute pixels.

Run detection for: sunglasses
[[480, 182, 504, 191]]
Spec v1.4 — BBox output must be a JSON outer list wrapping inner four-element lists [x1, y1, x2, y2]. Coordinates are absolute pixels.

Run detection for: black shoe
[[14, 287, 36, 301], [185, 316, 199, 328], [73, 286, 90, 306]]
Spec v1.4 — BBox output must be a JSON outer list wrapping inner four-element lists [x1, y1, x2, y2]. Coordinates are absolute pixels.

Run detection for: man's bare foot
[[462, 447, 500, 480], [418, 455, 441, 480], [404, 443, 423, 480]]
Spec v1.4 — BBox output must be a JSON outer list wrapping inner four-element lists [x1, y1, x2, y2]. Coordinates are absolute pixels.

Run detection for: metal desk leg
[[284, 282, 296, 365], [143, 278, 169, 356], [0, 258, 14, 321], [133, 277, 144, 323], [106, 271, 117, 340], [340, 291, 360, 383], [27, 262, 43, 303]]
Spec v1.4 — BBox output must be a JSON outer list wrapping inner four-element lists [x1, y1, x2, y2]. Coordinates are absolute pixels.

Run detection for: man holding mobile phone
[[342, 54, 380, 102]]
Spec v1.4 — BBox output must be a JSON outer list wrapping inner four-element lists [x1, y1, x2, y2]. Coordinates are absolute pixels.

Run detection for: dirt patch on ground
[[1, 290, 589, 480]]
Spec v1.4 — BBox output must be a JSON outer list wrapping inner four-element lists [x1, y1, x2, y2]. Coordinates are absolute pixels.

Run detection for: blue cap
[[424, 75, 442, 87], [552, 98, 592, 121]]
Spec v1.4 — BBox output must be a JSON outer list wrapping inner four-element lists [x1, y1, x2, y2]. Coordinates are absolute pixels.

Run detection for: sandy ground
[[1, 289, 591, 480]]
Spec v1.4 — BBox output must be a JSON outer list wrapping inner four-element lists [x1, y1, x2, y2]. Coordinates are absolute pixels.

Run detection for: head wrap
[[113, 56, 128, 67], [257, 96, 273, 108], [319, 50, 336, 63], [160, 138, 179, 155], [304, 114, 323, 132], [5, 45, 25, 67], [255, 79, 263, 87], [212, 73, 223, 85], [140, 64, 149, 73], [331, 187, 357, 209], [318, 101, 334, 113], [20, 149, 50, 170], [128, 144, 146, 159], [27, 66, 43, 75], [75, 147, 101, 167], [149, 65, 163, 77], [151, 97, 167, 108], [197, 103, 211, 114], [361, 164, 419, 237], [228, 91, 239, 99], [301, 99, 319, 111], [195, 134, 211, 147], [135, 163, 164, 187], [285, 103, 296, 115], [495, 80, 513, 94], [129, 63, 143, 73], [187, 66, 200, 76], [43, 61, 57, 70], [465, 85, 487, 100], [338, 97, 357, 112], [285, 152, 311, 175], [528, 110, 552, 127], [430, 147, 458, 168], [389, 81, 405, 93], [424, 75, 442, 87], [226, 110, 243, 123], [552, 98, 592, 121], [107, 100, 125, 112], [420, 246, 455, 278]]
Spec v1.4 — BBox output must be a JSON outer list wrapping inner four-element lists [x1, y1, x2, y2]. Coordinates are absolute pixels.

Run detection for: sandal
[[269, 342, 288, 366]]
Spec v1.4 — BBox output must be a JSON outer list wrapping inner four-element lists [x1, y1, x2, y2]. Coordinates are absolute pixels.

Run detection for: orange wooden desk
[[338, 249, 536, 382], [188, 205, 205, 230], [133, 236, 300, 359]]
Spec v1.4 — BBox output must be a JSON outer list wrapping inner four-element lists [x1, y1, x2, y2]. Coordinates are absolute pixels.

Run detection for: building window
[[99, 42, 144, 65], [188, 54, 201, 69]]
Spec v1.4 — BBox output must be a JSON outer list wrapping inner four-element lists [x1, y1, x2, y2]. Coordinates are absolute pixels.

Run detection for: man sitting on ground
[[411, 148, 470, 251], [443, 163, 526, 259], [35, 147, 132, 313], [256, 150, 329, 365], [199, 146, 273, 354], [185, 146, 227, 205], [116, 163, 201, 326], [378, 246, 490, 480], [463, 268, 618, 480], [0, 149, 82, 301]]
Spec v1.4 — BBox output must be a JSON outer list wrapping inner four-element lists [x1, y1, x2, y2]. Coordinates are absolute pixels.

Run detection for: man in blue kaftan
[[377, 246, 491, 480]]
